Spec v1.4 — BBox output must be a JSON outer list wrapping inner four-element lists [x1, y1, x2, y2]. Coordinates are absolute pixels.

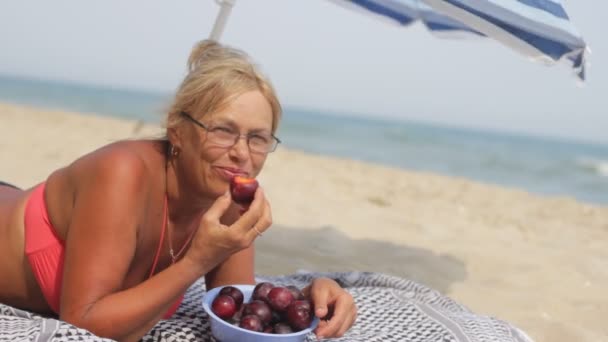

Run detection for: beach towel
[[0, 271, 533, 342]]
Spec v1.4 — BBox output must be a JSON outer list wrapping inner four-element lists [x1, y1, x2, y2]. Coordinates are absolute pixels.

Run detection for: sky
[[0, 0, 606, 144]]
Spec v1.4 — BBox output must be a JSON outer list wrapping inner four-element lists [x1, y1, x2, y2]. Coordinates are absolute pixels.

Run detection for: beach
[[1, 102, 607, 342]]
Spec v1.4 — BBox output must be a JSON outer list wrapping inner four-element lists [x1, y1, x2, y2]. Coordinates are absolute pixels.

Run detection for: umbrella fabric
[[329, 0, 588, 80]]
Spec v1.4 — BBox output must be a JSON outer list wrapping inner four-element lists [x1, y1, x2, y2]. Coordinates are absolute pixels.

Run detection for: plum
[[228, 304, 245, 324], [230, 176, 258, 205], [293, 299, 312, 312], [267, 287, 295, 312], [243, 300, 272, 326], [211, 294, 236, 320], [211, 283, 315, 335], [286, 300, 313, 331], [252, 282, 274, 302], [270, 309, 283, 324], [239, 315, 263, 332], [219, 286, 244, 309], [285, 285, 305, 300]]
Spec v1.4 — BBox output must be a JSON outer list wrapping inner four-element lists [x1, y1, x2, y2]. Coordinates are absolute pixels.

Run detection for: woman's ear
[[167, 127, 181, 150]]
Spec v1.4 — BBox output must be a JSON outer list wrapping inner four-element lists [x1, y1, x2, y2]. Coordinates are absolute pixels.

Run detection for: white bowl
[[202, 284, 319, 342]]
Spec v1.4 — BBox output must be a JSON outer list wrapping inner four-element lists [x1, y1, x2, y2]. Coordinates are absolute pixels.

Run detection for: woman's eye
[[212, 126, 233, 134], [250, 135, 270, 144]]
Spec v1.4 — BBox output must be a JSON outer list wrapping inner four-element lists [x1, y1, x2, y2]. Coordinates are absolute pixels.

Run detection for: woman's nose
[[229, 136, 250, 158]]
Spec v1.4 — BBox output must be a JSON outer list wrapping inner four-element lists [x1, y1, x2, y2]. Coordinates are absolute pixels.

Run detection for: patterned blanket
[[0, 271, 534, 342]]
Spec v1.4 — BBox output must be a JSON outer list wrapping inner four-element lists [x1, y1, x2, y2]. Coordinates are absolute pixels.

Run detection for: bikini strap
[[149, 195, 168, 278]]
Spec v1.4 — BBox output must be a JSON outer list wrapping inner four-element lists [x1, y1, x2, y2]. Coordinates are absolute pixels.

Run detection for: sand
[[1, 102, 607, 342]]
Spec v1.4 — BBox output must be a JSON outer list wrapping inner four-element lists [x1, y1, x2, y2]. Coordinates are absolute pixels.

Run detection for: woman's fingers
[[201, 191, 232, 225], [262, 197, 272, 229], [336, 299, 357, 337], [315, 319, 330, 338], [230, 188, 273, 242], [316, 294, 350, 337], [336, 307, 357, 336], [310, 285, 330, 319], [309, 279, 357, 339], [256, 198, 273, 233], [232, 188, 264, 229], [243, 199, 272, 242], [188, 188, 272, 264]]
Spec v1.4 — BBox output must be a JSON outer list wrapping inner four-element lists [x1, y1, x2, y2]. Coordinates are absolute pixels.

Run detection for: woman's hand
[[304, 277, 357, 339], [184, 187, 271, 274]]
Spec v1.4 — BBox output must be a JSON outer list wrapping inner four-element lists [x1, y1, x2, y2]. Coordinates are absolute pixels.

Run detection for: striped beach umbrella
[[210, 0, 588, 80]]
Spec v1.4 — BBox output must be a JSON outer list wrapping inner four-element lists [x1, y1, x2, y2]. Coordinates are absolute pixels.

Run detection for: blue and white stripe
[[329, 0, 588, 79]]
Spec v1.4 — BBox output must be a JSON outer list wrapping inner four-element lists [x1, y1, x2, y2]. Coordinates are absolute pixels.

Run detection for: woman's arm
[[204, 205, 256, 289], [203, 191, 274, 289], [59, 150, 211, 341], [205, 245, 256, 289]]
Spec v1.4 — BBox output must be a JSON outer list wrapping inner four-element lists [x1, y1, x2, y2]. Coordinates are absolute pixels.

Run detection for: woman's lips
[[215, 167, 248, 181]]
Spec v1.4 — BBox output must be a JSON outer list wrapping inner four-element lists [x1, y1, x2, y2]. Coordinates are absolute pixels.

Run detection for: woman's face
[[178, 90, 274, 199]]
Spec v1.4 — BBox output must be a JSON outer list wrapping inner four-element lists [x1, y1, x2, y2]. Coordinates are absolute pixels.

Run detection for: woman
[[0, 40, 356, 341]]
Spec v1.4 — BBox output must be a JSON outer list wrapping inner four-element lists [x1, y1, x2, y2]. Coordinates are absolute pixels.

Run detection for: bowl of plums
[[202, 282, 319, 342]]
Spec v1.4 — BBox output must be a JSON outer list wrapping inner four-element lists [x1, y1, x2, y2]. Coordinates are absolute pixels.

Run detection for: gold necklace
[[166, 219, 197, 264]]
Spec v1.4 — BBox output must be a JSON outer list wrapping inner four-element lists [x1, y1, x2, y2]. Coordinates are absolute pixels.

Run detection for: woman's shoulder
[[66, 139, 166, 189], [43, 140, 166, 235]]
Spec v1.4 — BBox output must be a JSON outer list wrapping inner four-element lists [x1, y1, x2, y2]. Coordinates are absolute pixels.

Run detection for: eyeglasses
[[180, 111, 281, 153]]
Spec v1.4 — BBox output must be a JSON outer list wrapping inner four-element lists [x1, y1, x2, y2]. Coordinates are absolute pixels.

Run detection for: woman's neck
[[164, 158, 216, 228]]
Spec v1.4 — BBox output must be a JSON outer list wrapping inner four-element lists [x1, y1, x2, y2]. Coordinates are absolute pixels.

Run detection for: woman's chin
[[211, 183, 230, 198]]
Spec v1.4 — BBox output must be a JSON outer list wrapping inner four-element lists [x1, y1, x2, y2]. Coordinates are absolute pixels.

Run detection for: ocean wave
[[576, 157, 608, 177]]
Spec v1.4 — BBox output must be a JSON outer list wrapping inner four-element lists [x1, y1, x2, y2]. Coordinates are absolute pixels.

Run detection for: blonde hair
[[165, 40, 282, 134]]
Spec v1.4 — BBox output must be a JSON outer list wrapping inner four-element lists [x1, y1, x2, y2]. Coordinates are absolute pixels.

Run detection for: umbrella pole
[[209, 0, 236, 41]]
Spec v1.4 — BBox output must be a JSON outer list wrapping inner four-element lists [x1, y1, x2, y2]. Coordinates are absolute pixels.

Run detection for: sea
[[1, 75, 607, 205]]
